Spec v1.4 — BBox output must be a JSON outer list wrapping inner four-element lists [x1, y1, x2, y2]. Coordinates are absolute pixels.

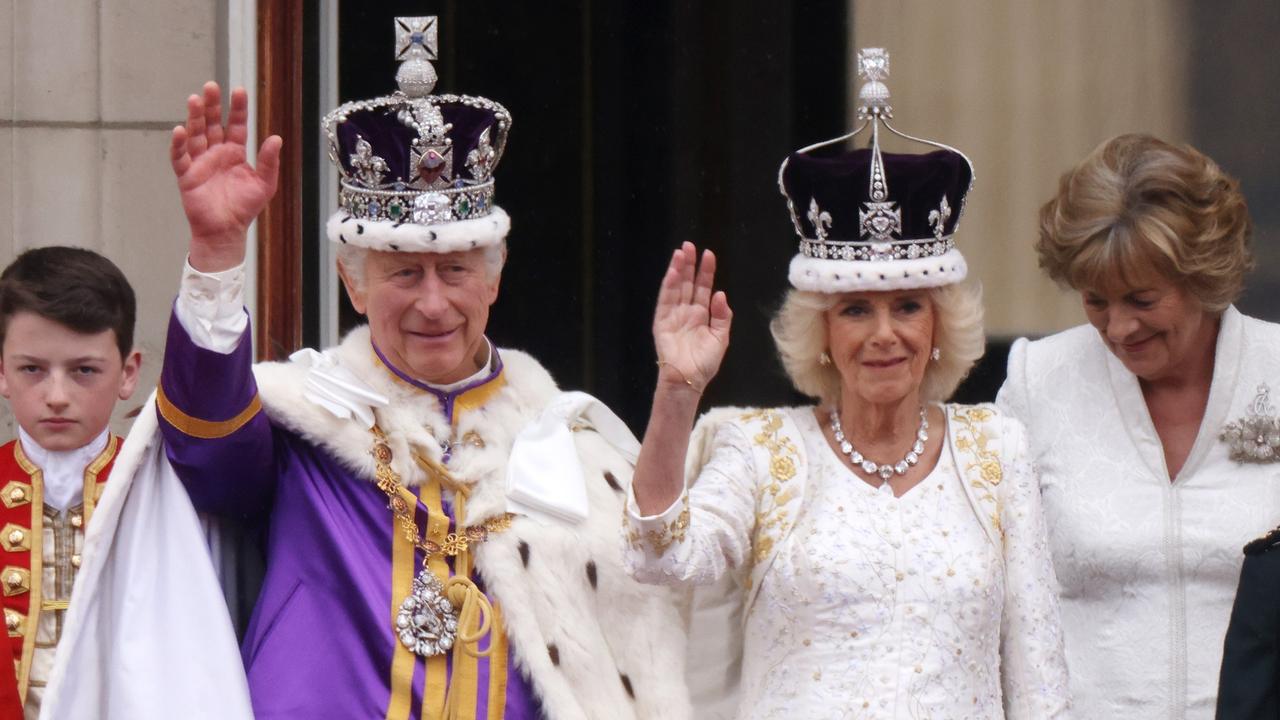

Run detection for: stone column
[[0, 0, 224, 436]]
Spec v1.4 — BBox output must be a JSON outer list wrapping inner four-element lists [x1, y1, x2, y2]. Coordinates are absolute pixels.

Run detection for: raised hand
[[170, 82, 283, 272], [653, 242, 733, 394]]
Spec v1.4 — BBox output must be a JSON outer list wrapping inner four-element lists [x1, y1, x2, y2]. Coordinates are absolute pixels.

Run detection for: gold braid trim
[[156, 384, 262, 440]]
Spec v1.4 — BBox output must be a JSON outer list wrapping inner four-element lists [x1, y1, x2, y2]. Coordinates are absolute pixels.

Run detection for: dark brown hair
[[0, 246, 137, 358]]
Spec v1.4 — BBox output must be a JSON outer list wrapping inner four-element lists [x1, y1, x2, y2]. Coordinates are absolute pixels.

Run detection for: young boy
[[0, 247, 139, 718]]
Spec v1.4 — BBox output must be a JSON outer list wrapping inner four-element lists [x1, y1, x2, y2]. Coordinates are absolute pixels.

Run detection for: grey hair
[[336, 241, 507, 292], [769, 281, 986, 405]]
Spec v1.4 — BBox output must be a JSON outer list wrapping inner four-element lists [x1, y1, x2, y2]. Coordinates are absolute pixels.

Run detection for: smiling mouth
[[863, 357, 906, 369], [408, 328, 459, 340], [1120, 336, 1155, 353]]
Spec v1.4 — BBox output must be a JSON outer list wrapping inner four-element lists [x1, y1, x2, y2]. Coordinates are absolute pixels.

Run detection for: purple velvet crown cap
[[333, 101, 503, 189], [780, 147, 972, 242]]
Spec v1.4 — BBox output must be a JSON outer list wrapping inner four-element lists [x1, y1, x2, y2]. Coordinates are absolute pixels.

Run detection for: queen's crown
[[779, 48, 973, 265]]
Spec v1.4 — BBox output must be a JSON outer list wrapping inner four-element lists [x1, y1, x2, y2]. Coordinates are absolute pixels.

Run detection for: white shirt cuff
[[174, 259, 249, 354], [626, 486, 689, 524]]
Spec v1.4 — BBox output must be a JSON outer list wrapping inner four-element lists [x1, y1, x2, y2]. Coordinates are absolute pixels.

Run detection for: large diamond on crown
[[414, 192, 454, 224], [859, 201, 902, 243]]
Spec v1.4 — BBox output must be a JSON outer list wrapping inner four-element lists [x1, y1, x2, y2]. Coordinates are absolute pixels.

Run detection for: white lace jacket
[[996, 306, 1280, 720], [623, 404, 1069, 719]]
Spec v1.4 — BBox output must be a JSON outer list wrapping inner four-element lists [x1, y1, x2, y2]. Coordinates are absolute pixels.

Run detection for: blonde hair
[[770, 281, 985, 404], [1037, 133, 1253, 312]]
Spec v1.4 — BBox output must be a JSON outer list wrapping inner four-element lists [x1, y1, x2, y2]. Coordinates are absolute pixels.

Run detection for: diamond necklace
[[830, 406, 928, 482]]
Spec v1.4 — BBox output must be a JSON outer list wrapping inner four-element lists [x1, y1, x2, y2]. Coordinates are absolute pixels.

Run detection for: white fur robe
[[42, 328, 692, 720]]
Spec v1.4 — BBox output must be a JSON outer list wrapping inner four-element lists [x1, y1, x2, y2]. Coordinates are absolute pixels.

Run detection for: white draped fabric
[[36, 398, 253, 720]]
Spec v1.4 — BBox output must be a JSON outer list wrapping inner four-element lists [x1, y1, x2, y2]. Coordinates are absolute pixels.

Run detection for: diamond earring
[[930, 347, 942, 361], [819, 351, 832, 366]]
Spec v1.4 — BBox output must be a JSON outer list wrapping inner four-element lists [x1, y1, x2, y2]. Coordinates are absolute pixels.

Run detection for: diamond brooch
[[1220, 383, 1280, 463]]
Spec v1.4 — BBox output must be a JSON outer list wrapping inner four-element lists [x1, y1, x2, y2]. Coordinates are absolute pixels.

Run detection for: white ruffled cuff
[[174, 259, 249, 354]]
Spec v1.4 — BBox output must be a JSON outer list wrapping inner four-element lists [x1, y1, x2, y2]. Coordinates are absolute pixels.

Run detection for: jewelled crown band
[[323, 16, 513, 254], [779, 48, 976, 293]]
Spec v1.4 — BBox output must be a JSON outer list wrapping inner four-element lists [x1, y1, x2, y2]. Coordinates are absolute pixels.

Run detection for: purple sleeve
[[157, 308, 277, 518]]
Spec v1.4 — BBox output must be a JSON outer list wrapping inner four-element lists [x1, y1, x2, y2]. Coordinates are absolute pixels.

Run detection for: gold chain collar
[[370, 426, 514, 564]]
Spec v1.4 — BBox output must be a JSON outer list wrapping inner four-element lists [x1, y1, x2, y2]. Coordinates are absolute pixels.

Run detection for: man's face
[[0, 312, 141, 451], [343, 248, 501, 384]]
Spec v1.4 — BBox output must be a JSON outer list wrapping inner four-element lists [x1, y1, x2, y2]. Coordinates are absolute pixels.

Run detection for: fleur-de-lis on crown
[[928, 196, 952, 242], [807, 198, 833, 240], [350, 137, 389, 187], [466, 128, 497, 179]]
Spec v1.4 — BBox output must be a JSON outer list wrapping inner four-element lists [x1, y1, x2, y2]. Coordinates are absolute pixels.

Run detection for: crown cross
[[857, 48, 889, 82], [396, 17, 438, 61], [860, 202, 902, 246]]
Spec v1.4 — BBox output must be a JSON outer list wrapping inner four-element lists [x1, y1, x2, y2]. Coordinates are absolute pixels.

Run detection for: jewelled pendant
[[396, 568, 458, 657]]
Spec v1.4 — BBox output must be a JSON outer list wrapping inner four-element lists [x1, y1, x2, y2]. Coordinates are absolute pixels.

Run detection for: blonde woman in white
[[623, 51, 1068, 720]]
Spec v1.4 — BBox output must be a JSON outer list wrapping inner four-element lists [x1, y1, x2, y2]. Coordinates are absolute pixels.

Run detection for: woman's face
[[1081, 274, 1215, 382], [825, 289, 935, 408]]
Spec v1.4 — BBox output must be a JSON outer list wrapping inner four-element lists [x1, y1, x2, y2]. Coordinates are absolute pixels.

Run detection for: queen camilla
[[623, 50, 1069, 719]]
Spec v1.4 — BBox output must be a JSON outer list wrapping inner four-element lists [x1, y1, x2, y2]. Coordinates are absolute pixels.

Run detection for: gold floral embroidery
[[770, 455, 797, 484], [625, 494, 690, 557], [951, 406, 1004, 537], [742, 409, 802, 577]]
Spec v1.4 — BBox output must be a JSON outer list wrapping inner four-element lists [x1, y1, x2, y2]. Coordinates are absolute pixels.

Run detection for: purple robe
[[156, 314, 542, 720]]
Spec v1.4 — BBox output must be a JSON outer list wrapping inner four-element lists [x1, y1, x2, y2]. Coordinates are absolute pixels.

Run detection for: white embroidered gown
[[625, 406, 1069, 719]]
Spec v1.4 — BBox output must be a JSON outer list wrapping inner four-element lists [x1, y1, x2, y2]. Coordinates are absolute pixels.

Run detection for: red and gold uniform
[[0, 436, 119, 717]]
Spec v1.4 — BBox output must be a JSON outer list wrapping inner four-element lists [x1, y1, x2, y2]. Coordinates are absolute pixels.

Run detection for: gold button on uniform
[[0, 482, 31, 508], [71, 554, 82, 568], [71, 514, 83, 529], [4, 608, 22, 635], [1, 567, 29, 596], [0, 524, 28, 552]]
